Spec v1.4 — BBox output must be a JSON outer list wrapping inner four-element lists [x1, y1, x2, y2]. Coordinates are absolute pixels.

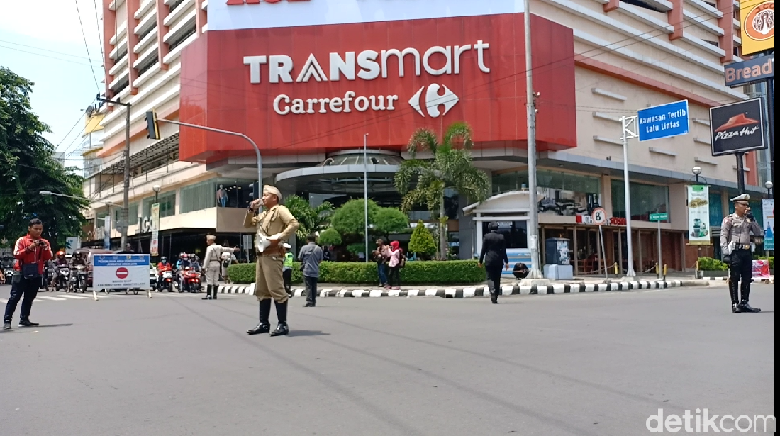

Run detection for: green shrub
[[697, 257, 728, 271], [408, 220, 436, 258], [228, 260, 486, 285]]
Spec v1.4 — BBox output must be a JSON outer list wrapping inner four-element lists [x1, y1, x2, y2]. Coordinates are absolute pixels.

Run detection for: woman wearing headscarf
[[387, 240, 404, 290]]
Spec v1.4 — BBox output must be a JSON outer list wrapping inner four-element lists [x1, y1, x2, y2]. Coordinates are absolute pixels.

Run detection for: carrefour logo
[[251, 40, 489, 117]]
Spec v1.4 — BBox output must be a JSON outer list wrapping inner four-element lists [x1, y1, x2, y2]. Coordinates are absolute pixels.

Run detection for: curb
[[218, 279, 694, 298], [701, 276, 774, 284]]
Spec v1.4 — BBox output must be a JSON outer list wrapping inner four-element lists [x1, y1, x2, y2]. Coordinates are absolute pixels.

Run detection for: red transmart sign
[[178, 13, 577, 162]]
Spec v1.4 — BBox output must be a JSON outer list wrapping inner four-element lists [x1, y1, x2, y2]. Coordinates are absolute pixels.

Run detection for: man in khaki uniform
[[245, 185, 299, 336], [202, 235, 237, 300]]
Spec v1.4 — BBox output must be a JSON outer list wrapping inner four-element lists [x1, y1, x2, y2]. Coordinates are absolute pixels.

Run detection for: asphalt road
[[0, 284, 774, 436]]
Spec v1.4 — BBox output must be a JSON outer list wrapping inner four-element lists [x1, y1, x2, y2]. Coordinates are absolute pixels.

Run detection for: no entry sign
[[93, 254, 151, 289]]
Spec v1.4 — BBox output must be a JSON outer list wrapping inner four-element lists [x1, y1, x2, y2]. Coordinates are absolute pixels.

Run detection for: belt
[[733, 244, 751, 250]]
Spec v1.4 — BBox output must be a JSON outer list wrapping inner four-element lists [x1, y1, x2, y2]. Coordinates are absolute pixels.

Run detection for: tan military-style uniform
[[244, 205, 299, 303], [203, 244, 232, 286]]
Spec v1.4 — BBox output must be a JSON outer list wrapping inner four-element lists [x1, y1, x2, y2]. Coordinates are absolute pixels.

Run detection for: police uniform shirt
[[720, 213, 762, 247]]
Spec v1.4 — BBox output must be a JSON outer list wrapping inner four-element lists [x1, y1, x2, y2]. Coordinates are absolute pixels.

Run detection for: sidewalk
[[217, 277, 719, 299]]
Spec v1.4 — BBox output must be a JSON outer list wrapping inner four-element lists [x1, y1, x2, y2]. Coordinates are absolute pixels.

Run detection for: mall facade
[[84, 0, 771, 272]]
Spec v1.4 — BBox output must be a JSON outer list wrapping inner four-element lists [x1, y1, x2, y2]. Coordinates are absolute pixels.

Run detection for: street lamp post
[[153, 184, 161, 203], [691, 167, 703, 277], [766, 180, 773, 199], [692, 166, 702, 184]]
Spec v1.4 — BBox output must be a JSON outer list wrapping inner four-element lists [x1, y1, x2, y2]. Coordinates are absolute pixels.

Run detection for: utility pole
[[524, 0, 542, 279], [363, 133, 369, 263], [620, 116, 638, 277], [96, 94, 131, 251]]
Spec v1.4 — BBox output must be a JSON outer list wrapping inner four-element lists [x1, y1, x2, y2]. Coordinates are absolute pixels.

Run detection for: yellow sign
[[740, 0, 774, 55]]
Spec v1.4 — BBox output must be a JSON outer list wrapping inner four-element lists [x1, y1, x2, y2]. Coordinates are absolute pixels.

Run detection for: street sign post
[[591, 208, 608, 278], [637, 100, 690, 142], [650, 213, 668, 278]]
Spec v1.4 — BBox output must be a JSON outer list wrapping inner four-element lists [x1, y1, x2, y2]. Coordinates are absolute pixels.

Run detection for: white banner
[[209, 0, 524, 31], [687, 185, 711, 245], [150, 203, 160, 256], [93, 254, 151, 289], [763, 199, 774, 251]]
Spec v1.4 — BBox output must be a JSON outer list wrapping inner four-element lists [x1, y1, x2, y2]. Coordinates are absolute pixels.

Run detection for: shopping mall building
[[83, 0, 771, 272]]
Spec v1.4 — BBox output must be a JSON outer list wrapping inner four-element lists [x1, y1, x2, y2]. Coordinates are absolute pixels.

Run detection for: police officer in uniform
[[479, 222, 509, 304], [244, 185, 299, 336], [720, 194, 763, 313], [202, 235, 236, 300]]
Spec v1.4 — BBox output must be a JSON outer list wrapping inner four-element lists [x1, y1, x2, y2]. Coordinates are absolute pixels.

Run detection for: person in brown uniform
[[245, 185, 299, 336]]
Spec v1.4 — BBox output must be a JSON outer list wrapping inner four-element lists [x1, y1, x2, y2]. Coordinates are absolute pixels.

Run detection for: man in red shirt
[[4, 218, 52, 330]]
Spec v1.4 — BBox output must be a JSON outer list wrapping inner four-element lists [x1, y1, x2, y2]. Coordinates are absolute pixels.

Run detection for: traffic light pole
[[97, 95, 130, 251], [156, 119, 263, 186]]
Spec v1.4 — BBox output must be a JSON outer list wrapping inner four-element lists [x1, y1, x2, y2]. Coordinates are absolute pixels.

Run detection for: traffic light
[[145, 110, 160, 140], [248, 182, 260, 200]]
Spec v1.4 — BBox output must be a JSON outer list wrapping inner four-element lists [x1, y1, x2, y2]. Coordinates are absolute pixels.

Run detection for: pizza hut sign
[[709, 98, 767, 156]]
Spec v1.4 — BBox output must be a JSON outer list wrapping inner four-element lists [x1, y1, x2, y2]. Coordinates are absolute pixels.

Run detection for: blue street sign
[[637, 100, 690, 141]]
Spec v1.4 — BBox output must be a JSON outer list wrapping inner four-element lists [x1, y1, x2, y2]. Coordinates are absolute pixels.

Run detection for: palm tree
[[284, 195, 335, 242], [394, 122, 490, 259]]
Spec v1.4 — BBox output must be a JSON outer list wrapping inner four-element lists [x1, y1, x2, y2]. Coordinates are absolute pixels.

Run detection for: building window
[[143, 192, 176, 218], [180, 180, 217, 213], [168, 26, 196, 51], [611, 180, 669, 221], [483, 221, 528, 249], [214, 179, 258, 208], [493, 169, 602, 216], [113, 203, 139, 224], [709, 191, 724, 227]]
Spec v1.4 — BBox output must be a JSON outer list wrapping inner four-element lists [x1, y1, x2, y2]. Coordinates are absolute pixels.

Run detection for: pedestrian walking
[[720, 194, 763, 313], [373, 238, 390, 288], [479, 222, 509, 304], [298, 234, 323, 307], [244, 185, 299, 337], [387, 240, 404, 290], [202, 235, 237, 300], [4, 218, 53, 330], [282, 243, 294, 296], [220, 240, 235, 283]]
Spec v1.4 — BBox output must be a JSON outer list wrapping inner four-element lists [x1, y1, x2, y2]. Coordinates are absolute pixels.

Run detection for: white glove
[[722, 242, 735, 256]]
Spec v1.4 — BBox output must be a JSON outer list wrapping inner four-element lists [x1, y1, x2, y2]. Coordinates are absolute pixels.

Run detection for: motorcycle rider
[[175, 253, 190, 291], [54, 251, 69, 290], [70, 252, 87, 291], [156, 256, 173, 291]]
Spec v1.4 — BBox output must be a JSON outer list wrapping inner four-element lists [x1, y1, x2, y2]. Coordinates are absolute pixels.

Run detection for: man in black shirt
[[479, 222, 509, 304]]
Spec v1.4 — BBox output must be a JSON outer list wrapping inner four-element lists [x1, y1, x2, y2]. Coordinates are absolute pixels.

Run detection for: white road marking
[[36, 296, 68, 301]]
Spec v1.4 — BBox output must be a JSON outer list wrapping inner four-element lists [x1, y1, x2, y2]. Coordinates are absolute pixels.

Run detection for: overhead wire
[[74, 0, 102, 90]]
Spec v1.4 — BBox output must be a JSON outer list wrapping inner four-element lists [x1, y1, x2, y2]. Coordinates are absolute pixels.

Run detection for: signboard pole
[[620, 116, 637, 277], [657, 218, 662, 280], [767, 78, 775, 195], [599, 224, 608, 280], [736, 152, 746, 193]]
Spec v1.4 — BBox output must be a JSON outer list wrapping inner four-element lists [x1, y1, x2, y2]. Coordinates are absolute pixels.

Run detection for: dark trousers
[[4, 276, 40, 323], [283, 269, 292, 294], [388, 267, 401, 287], [304, 275, 318, 304], [729, 249, 753, 303], [486, 267, 502, 296], [377, 263, 388, 286]]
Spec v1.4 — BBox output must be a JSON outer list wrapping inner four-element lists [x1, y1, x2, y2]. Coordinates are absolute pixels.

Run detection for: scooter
[[70, 264, 88, 293], [55, 265, 70, 292], [181, 267, 202, 293], [158, 270, 174, 292]]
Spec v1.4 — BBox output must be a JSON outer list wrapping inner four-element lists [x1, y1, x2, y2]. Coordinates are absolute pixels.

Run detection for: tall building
[[86, 0, 766, 272]]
